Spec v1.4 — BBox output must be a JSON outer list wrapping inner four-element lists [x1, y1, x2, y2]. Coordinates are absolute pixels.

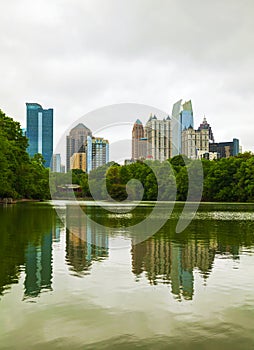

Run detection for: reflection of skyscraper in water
[[170, 244, 194, 300], [65, 206, 109, 275], [132, 238, 194, 300], [53, 226, 61, 243], [52, 216, 62, 243], [131, 231, 218, 301], [195, 240, 216, 280], [24, 232, 52, 298], [132, 238, 171, 284]]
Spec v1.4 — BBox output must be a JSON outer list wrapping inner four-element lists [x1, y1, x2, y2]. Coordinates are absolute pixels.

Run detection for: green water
[[0, 201, 254, 349]]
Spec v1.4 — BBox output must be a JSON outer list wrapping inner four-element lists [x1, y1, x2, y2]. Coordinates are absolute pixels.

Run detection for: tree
[[0, 109, 50, 200]]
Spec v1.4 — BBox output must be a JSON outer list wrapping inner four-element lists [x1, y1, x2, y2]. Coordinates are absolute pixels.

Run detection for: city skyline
[[23, 99, 243, 170], [19, 99, 249, 160], [131, 110, 240, 161], [19, 101, 250, 159]]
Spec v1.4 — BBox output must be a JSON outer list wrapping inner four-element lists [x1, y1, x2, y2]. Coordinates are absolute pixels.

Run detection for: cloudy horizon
[[0, 0, 253, 154]]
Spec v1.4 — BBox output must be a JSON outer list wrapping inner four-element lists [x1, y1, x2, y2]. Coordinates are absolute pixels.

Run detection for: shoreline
[[0, 198, 41, 204], [1, 197, 254, 205]]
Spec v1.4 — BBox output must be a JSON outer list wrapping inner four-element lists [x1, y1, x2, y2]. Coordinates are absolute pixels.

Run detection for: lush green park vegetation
[[0, 109, 50, 200], [53, 153, 254, 202]]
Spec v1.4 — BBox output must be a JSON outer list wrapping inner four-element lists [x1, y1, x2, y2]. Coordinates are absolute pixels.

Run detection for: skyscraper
[[26, 103, 53, 168], [181, 101, 194, 130], [198, 116, 215, 142], [66, 123, 92, 172], [137, 138, 148, 160], [145, 114, 171, 161], [171, 99, 182, 157], [209, 138, 239, 158], [182, 127, 209, 159], [86, 136, 109, 173], [70, 152, 87, 172], [52, 153, 61, 172], [171, 100, 194, 157], [132, 119, 145, 160]]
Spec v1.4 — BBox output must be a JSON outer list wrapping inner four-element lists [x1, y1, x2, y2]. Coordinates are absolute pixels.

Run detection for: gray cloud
[[0, 0, 253, 152]]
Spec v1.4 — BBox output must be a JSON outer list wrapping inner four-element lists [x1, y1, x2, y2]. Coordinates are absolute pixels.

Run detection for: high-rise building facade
[[26, 103, 53, 168], [171, 100, 194, 157], [145, 115, 171, 161], [198, 116, 215, 142], [138, 137, 148, 159], [132, 119, 145, 160], [182, 127, 209, 159], [66, 123, 92, 172], [181, 101, 194, 130], [52, 153, 61, 172], [171, 100, 182, 157], [209, 139, 239, 158], [197, 151, 218, 160], [70, 152, 87, 172], [86, 136, 109, 172], [60, 164, 66, 173]]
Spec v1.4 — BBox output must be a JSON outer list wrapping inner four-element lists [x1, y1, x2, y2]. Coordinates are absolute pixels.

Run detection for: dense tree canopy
[[0, 109, 50, 199], [55, 153, 254, 203]]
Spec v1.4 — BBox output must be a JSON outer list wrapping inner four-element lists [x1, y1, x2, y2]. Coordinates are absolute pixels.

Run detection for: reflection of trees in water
[[131, 218, 254, 301], [0, 204, 60, 298]]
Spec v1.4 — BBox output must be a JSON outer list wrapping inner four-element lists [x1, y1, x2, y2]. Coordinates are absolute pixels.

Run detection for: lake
[[0, 201, 254, 349]]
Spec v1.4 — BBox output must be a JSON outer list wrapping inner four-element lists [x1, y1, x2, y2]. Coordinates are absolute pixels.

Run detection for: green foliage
[[170, 154, 190, 168], [0, 109, 50, 200], [77, 153, 254, 203], [202, 154, 254, 202]]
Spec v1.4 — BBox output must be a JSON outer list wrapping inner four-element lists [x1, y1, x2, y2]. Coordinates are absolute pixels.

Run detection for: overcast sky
[[1, 0, 254, 155]]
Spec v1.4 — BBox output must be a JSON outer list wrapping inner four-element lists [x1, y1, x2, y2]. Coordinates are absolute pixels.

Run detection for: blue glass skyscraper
[[171, 100, 194, 156], [180, 101, 193, 131], [26, 103, 53, 168]]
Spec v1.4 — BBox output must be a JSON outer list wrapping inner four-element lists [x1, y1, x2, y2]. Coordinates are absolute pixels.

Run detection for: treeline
[[0, 110, 50, 199], [53, 153, 254, 202]]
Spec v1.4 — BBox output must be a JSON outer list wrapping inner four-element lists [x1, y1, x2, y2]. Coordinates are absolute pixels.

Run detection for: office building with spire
[[198, 116, 215, 142]]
